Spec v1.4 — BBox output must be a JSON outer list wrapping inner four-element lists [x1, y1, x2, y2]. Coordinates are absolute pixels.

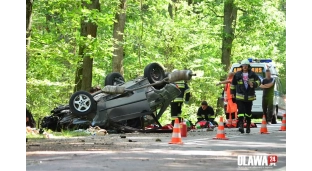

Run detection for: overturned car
[[41, 63, 195, 132]]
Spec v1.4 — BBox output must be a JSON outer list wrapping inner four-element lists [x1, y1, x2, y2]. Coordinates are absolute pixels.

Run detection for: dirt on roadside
[[26, 129, 245, 152], [26, 132, 173, 152]]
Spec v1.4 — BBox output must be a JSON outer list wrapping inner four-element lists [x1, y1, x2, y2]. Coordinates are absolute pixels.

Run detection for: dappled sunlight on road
[[27, 124, 286, 171], [27, 147, 286, 171]]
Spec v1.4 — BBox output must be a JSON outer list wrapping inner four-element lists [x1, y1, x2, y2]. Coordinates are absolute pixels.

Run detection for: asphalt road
[[26, 123, 286, 171]]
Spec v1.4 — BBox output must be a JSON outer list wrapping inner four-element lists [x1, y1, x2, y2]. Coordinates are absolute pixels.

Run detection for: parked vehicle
[[41, 63, 195, 132], [217, 58, 286, 124]]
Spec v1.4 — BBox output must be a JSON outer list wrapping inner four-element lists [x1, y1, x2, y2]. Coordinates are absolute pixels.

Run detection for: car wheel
[[105, 72, 125, 86], [271, 105, 278, 124], [144, 63, 166, 89], [69, 91, 96, 116]]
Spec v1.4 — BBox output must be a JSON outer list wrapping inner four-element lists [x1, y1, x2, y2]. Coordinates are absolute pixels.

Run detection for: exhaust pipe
[[168, 70, 196, 83]]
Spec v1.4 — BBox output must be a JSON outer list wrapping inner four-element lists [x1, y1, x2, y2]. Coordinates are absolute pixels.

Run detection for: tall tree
[[221, 0, 237, 73], [26, 0, 34, 70], [168, 0, 192, 19], [74, 0, 100, 92], [168, 0, 178, 19], [112, 0, 127, 76]]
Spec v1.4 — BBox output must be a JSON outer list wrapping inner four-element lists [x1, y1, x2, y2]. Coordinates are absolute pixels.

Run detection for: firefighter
[[230, 59, 260, 133], [26, 109, 36, 128], [170, 69, 191, 125], [196, 101, 215, 123]]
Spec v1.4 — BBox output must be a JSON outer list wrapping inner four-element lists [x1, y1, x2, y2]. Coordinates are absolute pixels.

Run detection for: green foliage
[[26, 130, 90, 139], [27, 0, 286, 125]]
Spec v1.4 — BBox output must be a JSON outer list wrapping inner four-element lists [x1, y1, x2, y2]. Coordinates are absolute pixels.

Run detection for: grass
[[251, 119, 263, 123], [26, 129, 91, 139], [26, 134, 45, 139], [50, 130, 91, 137]]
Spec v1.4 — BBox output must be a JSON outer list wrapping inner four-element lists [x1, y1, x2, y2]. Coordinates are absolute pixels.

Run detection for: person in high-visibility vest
[[170, 70, 191, 125], [217, 72, 237, 123], [196, 101, 215, 123], [230, 59, 261, 134]]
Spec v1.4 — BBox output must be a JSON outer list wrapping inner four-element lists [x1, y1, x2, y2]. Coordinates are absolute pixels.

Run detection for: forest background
[[26, 0, 286, 124]]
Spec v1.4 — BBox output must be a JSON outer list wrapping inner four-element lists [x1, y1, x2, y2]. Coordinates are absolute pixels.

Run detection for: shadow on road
[[27, 129, 286, 171]]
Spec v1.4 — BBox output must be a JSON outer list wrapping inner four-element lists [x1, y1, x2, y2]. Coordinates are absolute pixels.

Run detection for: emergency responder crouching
[[170, 69, 191, 125], [230, 59, 260, 133], [196, 101, 215, 123]]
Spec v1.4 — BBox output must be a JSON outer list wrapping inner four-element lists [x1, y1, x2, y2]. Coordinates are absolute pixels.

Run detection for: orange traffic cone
[[213, 117, 229, 140], [226, 119, 232, 128], [169, 118, 183, 144], [279, 114, 286, 131], [260, 115, 270, 134]]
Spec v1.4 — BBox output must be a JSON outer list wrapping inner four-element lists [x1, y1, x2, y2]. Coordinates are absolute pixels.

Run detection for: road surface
[[26, 123, 286, 171]]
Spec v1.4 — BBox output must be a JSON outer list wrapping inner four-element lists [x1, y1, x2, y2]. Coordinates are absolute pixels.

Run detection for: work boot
[[246, 123, 250, 134], [239, 122, 244, 133]]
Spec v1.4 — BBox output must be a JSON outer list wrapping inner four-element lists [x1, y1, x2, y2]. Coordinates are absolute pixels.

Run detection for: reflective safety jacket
[[225, 78, 237, 113], [230, 70, 260, 102], [197, 106, 215, 120], [172, 81, 190, 103]]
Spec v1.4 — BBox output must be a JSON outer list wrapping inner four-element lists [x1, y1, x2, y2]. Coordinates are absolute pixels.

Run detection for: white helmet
[[172, 69, 178, 72], [240, 59, 250, 67]]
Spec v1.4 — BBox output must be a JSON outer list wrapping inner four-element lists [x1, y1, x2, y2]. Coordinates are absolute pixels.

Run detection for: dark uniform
[[196, 103, 215, 123], [230, 62, 260, 133], [26, 109, 36, 128], [262, 77, 275, 123], [171, 80, 190, 125]]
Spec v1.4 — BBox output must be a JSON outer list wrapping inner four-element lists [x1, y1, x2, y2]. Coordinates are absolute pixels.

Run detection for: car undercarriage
[[40, 63, 195, 133]]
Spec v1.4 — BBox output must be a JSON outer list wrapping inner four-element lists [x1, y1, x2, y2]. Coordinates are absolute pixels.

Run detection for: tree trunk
[[74, 0, 100, 92], [26, 0, 34, 70], [221, 0, 237, 73], [112, 0, 127, 76], [26, 0, 33, 46], [187, 0, 192, 6], [168, 0, 179, 19]]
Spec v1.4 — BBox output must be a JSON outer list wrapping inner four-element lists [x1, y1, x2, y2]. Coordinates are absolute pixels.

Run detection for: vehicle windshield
[[232, 67, 265, 90]]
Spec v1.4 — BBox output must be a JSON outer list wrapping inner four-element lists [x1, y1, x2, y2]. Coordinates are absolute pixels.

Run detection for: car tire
[[105, 72, 125, 86], [271, 105, 278, 124], [69, 91, 96, 116], [144, 63, 166, 89]]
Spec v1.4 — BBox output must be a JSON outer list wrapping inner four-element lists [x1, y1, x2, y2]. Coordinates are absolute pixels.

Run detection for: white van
[[217, 58, 286, 124]]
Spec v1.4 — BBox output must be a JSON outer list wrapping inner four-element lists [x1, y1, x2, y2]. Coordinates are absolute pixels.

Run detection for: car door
[[273, 77, 279, 106], [274, 78, 286, 118], [276, 78, 286, 109]]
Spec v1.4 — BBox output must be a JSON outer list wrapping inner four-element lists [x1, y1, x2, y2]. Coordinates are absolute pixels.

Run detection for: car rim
[[73, 94, 91, 112], [150, 67, 162, 81], [113, 77, 124, 85]]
